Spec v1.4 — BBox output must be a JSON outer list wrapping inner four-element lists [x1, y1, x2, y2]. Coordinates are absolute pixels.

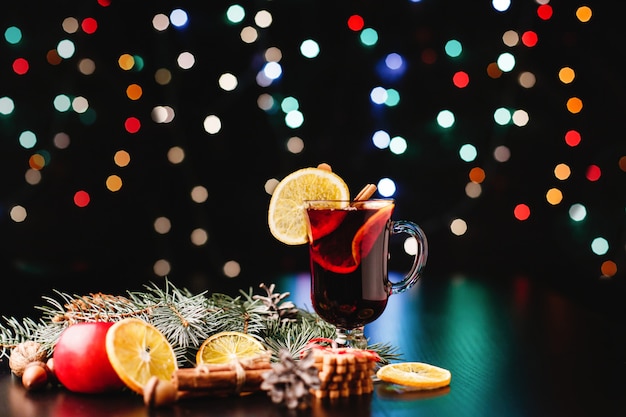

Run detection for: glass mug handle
[[389, 220, 428, 295]]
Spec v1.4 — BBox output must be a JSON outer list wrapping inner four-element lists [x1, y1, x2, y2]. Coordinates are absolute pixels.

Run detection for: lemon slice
[[105, 318, 178, 395], [376, 362, 451, 390], [268, 167, 350, 245], [196, 331, 267, 365]]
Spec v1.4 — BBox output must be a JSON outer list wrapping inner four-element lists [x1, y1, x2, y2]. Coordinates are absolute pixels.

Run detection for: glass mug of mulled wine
[[304, 199, 428, 349]]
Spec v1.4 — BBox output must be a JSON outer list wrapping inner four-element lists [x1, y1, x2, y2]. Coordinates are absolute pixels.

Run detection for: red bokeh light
[[564, 130, 581, 147], [452, 71, 469, 88], [514, 204, 531, 221], [124, 117, 141, 133], [74, 190, 91, 208], [537, 4, 553, 20], [81, 17, 98, 34], [586, 164, 601, 181], [521, 31, 538, 47], [12, 58, 29, 75], [347, 15, 364, 32]]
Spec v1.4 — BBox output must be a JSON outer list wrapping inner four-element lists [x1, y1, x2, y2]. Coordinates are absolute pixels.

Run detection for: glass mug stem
[[334, 326, 367, 350]]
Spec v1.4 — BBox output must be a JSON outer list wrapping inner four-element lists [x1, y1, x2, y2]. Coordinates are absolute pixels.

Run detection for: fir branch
[[207, 291, 267, 336], [128, 281, 214, 350], [262, 319, 336, 361], [0, 278, 403, 369], [366, 341, 403, 365], [1, 317, 43, 359]]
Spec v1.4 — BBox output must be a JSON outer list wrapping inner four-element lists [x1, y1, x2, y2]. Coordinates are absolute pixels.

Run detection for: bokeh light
[[0, 0, 622, 296]]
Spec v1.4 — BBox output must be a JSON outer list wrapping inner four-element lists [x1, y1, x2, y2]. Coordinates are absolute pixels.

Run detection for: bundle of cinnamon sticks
[[144, 356, 272, 407], [175, 359, 272, 393]]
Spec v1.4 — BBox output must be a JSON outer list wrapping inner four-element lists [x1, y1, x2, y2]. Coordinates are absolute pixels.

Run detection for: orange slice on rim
[[268, 167, 350, 245]]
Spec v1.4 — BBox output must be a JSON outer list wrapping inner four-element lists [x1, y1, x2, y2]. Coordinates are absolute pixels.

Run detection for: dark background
[[1, 1, 624, 319]]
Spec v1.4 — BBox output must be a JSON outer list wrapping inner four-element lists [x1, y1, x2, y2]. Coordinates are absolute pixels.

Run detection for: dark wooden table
[[1, 272, 625, 417]]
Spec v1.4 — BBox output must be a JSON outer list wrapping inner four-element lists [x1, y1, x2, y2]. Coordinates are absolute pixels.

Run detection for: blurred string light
[[226, 4, 245, 23], [170, 8, 188, 27], [1, 1, 622, 282], [300, 39, 320, 58]]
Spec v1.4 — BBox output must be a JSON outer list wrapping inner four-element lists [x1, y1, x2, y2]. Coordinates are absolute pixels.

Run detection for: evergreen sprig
[[0, 279, 401, 367]]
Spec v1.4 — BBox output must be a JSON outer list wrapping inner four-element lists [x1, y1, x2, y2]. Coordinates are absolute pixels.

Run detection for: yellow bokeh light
[[114, 150, 130, 167], [106, 174, 123, 192], [126, 84, 143, 100], [29, 154, 46, 170], [554, 163, 571, 180], [576, 6, 592, 23], [558, 67, 575, 84], [118, 53, 135, 70], [566, 97, 583, 114], [546, 188, 563, 205]]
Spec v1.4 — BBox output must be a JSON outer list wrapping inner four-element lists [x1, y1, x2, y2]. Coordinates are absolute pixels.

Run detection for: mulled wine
[[306, 202, 392, 329], [304, 199, 428, 349]]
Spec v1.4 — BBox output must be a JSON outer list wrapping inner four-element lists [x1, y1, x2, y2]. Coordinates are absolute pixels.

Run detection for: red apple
[[52, 321, 125, 394]]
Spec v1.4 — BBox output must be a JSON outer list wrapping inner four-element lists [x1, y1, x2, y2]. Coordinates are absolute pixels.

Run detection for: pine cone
[[260, 349, 321, 409], [254, 283, 299, 323]]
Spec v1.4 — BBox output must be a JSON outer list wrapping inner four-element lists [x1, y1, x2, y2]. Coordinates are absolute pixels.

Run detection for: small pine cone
[[9, 341, 47, 377], [260, 349, 321, 409]]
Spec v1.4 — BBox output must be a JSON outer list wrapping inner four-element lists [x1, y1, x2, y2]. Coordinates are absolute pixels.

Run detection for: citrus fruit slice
[[196, 331, 267, 365], [376, 362, 451, 390], [309, 200, 393, 274], [352, 200, 394, 263], [268, 167, 350, 245], [105, 317, 178, 395]]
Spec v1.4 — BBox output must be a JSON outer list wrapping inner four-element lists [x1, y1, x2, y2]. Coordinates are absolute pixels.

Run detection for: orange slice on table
[[105, 317, 178, 395], [196, 331, 267, 365], [376, 362, 451, 390], [268, 166, 350, 245]]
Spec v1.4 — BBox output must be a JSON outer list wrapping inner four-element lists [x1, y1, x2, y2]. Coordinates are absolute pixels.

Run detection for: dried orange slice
[[105, 318, 178, 395], [268, 167, 350, 245], [196, 331, 267, 365], [376, 362, 451, 390]]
